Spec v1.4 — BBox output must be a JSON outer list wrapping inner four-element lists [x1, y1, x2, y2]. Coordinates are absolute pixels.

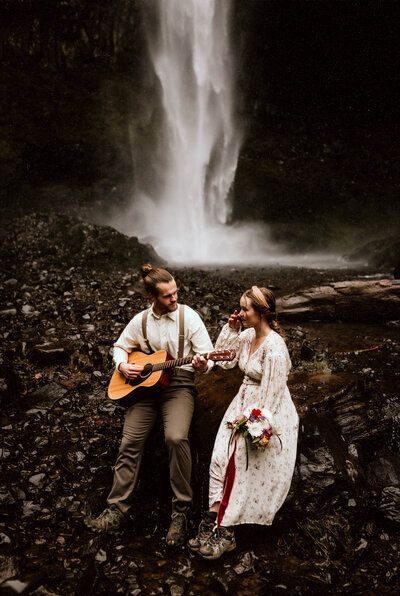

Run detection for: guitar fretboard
[[152, 354, 208, 371]]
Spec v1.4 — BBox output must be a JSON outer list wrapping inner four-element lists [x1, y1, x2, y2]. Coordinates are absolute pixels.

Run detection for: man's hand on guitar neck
[[118, 362, 144, 379], [191, 354, 208, 373]]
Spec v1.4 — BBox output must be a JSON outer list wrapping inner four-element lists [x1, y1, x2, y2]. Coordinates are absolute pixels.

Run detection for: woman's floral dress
[[209, 324, 299, 526]]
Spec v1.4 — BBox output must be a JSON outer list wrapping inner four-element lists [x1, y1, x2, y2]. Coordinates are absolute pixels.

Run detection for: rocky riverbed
[[1, 213, 399, 595]]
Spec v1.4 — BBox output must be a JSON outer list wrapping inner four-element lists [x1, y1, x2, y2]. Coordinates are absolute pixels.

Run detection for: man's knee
[[118, 432, 144, 455], [165, 432, 189, 449]]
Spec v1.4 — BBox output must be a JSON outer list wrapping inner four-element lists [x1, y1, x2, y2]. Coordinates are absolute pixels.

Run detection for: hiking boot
[[165, 512, 187, 546], [84, 504, 125, 533], [199, 526, 236, 560], [188, 514, 215, 552]]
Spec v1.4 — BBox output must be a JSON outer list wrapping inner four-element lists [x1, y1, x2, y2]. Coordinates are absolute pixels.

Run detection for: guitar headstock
[[209, 350, 236, 362]]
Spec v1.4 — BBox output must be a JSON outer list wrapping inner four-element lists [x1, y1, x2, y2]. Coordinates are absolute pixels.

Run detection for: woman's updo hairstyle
[[243, 286, 285, 339], [140, 263, 174, 297]]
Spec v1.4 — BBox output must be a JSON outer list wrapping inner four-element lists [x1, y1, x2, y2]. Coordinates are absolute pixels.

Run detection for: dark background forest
[[1, 0, 399, 256]]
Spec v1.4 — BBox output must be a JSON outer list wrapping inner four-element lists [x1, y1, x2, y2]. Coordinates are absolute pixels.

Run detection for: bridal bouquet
[[227, 406, 281, 453]]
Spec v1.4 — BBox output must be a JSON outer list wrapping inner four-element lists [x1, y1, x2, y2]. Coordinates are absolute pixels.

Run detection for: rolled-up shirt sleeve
[[189, 310, 215, 371], [112, 316, 141, 370]]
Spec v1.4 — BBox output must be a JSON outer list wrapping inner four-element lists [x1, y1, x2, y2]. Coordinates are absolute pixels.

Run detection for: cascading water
[[127, 0, 246, 263], [114, 0, 346, 268]]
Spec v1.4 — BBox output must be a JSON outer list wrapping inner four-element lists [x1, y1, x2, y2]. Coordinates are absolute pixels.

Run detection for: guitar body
[[106, 348, 236, 409], [108, 350, 174, 408]]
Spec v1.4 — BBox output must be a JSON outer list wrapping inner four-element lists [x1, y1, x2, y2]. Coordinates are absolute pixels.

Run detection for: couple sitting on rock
[[85, 264, 298, 560]]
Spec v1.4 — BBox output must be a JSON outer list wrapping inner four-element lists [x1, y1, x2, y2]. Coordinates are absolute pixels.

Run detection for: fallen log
[[277, 279, 400, 321]]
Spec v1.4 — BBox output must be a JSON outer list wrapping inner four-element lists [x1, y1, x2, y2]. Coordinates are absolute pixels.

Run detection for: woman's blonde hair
[[242, 286, 285, 339]]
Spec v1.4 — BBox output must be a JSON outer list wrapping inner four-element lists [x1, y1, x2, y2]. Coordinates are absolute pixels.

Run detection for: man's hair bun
[[140, 263, 154, 279], [139, 264, 174, 296]]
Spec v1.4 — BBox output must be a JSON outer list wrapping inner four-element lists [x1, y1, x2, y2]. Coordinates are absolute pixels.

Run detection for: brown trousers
[[107, 370, 196, 515]]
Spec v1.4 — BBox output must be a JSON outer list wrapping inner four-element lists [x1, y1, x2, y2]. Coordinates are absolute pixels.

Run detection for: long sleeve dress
[[209, 324, 299, 527]]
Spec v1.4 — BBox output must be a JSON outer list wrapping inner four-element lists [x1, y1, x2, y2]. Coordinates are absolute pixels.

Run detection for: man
[[85, 264, 212, 545]]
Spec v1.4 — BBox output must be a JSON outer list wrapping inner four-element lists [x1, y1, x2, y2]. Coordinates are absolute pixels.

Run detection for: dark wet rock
[[0, 533, 11, 546], [30, 588, 60, 596], [366, 455, 400, 489], [207, 569, 237, 594], [298, 447, 336, 490], [73, 559, 113, 596], [27, 342, 74, 365], [300, 341, 315, 361], [0, 213, 165, 274], [28, 383, 68, 409], [165, 577, 186, 596], [21, 305, 38, 317], [28, 474, 46, 488], [0, 489, 16, 507], [278, 279, 400, 321], [233, 550, 257, 575], [379, 486, 400, 523], [0, 368, 21, 405], [0, 574, 45, 595], [0, 309, 17, 317]]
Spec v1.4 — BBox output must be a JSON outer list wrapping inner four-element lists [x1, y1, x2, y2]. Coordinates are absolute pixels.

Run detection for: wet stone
[[298, 447, 336, 489], [29, 474, 46, 487], [22, 305, 37, 316], [28, 383, 68, 409], [366, 455, 400, 489], [0, 489, 16, 506], [300, 342, 315, 361], [233, 551, 257, 575], [0, 532, 11, 545], [0, 574, 45, 594], [0, 579, 30, 594], [379, 486, 400, 523], [0, 309, 17, 317], [27, 342, 73, 365]]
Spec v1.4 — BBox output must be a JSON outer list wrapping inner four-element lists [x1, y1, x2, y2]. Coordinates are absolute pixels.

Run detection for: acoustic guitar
[[108, 349, 236, 408]]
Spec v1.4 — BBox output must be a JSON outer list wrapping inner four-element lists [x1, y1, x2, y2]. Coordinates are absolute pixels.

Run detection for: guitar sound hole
[[139, 363, 153, 379]]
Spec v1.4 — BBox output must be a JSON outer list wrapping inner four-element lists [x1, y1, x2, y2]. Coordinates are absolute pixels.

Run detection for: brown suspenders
[[178, 304, 185, 360], [141, 305, 185, 359], [141, 308, 153, 354]]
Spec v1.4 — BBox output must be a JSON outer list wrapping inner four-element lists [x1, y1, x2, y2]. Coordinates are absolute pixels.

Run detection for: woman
[[190, 286, 299, 559]]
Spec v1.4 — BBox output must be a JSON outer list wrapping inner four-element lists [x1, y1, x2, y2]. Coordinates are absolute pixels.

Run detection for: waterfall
[[127, 0, 250, 263], [113, 0, 345, 268]]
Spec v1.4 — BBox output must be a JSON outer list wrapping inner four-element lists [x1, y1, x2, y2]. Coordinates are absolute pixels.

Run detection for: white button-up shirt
[[113, 304, 214, 372]]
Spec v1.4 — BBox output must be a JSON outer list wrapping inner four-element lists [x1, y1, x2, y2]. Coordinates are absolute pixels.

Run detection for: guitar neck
[[152, 354, 207, 372]]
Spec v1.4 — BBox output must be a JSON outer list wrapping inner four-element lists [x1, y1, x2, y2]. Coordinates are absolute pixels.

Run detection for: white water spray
[[116, 0, 346, 268], [131, 0, 243, 263]]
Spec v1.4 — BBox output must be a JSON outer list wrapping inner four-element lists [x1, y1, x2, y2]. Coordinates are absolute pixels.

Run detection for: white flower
[[246, 421, 265, 438], [262, 408, 274, 422], [243, 406, 253, 418]]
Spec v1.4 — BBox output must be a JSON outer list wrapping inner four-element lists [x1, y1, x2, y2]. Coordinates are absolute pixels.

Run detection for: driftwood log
[[277, 278, 400, 321]]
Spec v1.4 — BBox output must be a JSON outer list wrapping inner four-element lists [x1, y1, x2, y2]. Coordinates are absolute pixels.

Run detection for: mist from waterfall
[[116, 0, 345, 268]]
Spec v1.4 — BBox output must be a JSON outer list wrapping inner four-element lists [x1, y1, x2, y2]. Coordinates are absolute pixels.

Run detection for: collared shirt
[[113, 303, 214, 372]]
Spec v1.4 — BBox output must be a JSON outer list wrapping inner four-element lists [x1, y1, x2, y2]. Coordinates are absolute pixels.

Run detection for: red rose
[[251, 408, 262, 418]]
